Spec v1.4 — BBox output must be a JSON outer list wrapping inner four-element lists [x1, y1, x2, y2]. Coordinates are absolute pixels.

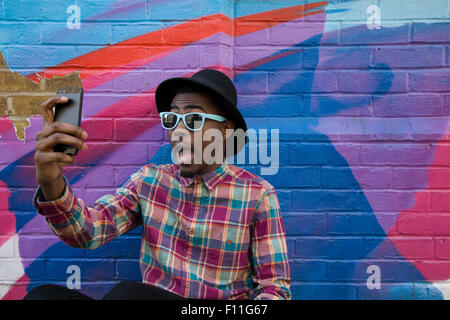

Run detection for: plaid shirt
[[32, 160, 291, 300]]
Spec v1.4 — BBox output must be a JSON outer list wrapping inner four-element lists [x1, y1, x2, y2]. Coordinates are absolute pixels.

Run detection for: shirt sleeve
[[32, 167, 145, 249], [249, 187, 292, 300]]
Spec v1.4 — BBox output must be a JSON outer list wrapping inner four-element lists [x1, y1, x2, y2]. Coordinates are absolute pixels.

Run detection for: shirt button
[[186, 282, 190, 288], [195, 200, 200, 206], [156, 218, 161, 223], [227, 240, 232, 245], [189, 229, 194, 235]]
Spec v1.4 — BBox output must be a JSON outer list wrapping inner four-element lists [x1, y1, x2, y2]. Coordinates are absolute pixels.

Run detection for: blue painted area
[[235, 0, 323, 17]]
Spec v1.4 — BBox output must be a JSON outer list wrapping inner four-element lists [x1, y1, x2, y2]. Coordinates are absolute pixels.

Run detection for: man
[[27, 69, 291, 300]]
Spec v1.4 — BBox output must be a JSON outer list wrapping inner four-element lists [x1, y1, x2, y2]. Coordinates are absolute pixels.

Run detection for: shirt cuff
[[255, 293, 284, 300], [32, 176, 76, 224]]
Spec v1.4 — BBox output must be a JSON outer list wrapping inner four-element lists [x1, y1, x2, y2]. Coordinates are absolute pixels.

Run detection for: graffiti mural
[[0, 0, 449, 299]]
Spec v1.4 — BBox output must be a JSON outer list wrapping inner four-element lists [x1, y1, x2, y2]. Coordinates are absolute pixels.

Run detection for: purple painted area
[[329, 126, 446, 232], [235, 13, 326, 66], [19, 231, 58, 269], [86, 0, 148, 21], [0, 117, 43, 162], [391, 167, 429, 189], [76, 165, 116, 187], [372, 94, 443, 117], [76, 188, 117, 207], [351, 167, 392, 189], [101, 143, 150, 166]]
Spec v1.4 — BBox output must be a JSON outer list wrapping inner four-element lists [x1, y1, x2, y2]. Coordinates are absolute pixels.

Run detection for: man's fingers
[[37, 121, 88, 141], [34, 150, 75, 165], [36, 131, 87, 152], [40, 95, 68, 126]]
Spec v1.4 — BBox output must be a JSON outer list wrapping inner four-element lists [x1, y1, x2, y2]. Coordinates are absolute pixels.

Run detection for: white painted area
[[0, 234, 16, 258], [433, 279, 450, 300], [0, 234, 25, 299]]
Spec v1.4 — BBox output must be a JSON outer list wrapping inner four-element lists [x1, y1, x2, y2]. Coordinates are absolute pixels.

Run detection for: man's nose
[[176, 116, 187, 130], [172, 117, 190, 139]]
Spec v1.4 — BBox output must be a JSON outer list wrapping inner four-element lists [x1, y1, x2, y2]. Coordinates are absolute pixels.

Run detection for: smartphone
[[54, 87, 83, 157]]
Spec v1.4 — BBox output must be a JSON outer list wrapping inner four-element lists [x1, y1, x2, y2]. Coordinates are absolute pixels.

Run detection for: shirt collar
[[174, 159, 229, 192]]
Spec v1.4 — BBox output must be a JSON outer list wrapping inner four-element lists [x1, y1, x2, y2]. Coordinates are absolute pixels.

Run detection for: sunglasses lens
[[161, 113, 177, 129], [185, 113, 203, 130]]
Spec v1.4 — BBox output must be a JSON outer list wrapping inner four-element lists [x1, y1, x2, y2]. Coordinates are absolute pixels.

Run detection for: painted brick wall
[[0, 0, 449, 300]]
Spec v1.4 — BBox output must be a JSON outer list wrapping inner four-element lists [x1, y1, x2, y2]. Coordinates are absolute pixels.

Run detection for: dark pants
[[23, 281, 189, 300]]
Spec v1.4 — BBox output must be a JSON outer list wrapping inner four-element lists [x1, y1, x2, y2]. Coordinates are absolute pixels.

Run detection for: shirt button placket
[[185, 226, 194, 296], [186, 249, 191, 295], [186, 179, 200, 296]]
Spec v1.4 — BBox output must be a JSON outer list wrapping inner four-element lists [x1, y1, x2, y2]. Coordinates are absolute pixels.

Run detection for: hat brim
[[155, 77, 248, 156]]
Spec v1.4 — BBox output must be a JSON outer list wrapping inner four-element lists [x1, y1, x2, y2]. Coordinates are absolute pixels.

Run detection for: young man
[[28, 69, 291, 300]]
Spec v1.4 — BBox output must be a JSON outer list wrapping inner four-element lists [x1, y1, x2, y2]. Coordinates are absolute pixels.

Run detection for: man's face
[[168, 91, 234, 177]]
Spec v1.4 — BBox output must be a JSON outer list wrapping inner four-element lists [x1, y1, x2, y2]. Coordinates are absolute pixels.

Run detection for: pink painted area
[[0, 116, 13, 133], [1, 274, 29, 300], [0, 180, 15, 247], [387, 125, 450, 281]]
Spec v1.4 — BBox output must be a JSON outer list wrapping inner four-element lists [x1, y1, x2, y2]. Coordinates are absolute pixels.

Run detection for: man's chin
[[178, 163, 198, 177]]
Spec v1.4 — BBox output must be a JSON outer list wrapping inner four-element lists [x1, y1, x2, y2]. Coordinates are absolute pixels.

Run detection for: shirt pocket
[[206, 210, 251, 270], [143, 205, 180, 247]]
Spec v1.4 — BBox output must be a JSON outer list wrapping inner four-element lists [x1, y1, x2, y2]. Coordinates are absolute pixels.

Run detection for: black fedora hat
[[155, 69, 248, 156]]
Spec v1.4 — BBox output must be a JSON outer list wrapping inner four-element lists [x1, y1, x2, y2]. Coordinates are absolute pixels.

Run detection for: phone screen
[[54, 87, 83, 156]]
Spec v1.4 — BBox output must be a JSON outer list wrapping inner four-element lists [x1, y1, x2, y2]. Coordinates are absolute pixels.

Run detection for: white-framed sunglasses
[[159, 112, 227, 131]]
